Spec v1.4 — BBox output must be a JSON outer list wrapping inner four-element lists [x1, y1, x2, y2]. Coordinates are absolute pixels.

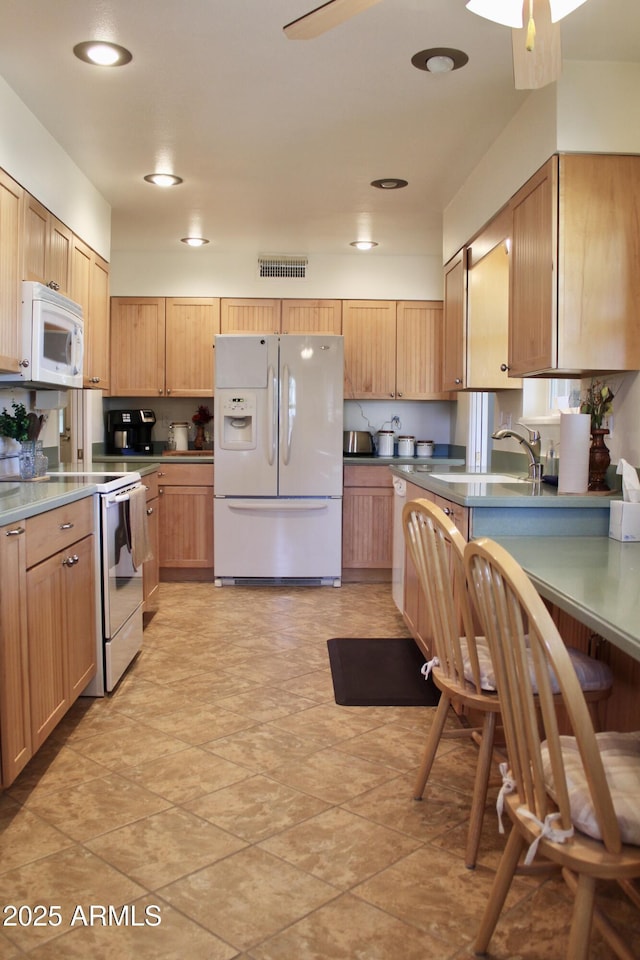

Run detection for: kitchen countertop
[[489, 536, 640, 663]]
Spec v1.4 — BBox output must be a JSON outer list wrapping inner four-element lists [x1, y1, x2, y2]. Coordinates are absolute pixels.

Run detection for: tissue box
[[609, 501, 640, 541]]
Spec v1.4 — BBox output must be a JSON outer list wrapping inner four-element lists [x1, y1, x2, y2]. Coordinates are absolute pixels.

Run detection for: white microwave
[[0, 281, 84, 388]]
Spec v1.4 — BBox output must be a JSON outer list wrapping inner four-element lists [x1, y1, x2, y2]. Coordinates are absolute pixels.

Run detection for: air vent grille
[[258, 255, 308, 279]]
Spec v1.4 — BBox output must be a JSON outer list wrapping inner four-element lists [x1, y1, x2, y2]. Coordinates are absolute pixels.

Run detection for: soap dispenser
[[545, 440, 559, 477]]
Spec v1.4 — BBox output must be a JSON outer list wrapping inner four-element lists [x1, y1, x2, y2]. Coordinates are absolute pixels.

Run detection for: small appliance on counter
[[106, 409, 156, 455], [343, 430, 374, 456]]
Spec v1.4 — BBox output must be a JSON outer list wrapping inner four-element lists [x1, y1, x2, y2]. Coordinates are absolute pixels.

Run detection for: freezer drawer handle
[[228, 501, 329, 512]]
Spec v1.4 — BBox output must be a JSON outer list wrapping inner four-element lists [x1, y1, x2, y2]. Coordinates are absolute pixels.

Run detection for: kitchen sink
[[430, 473, 526, 483]]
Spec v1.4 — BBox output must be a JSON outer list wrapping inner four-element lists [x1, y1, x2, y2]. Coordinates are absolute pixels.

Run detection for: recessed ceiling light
[[411, 48, 469, 73], [371, 178, 408, 190], [350, 241, 378, 250], [180, 237, 210, 247], [144, 173, 183, 187], [73, 41, 132, 67]]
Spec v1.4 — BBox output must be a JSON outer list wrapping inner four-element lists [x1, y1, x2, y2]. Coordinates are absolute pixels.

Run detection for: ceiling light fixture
[[350, 241, 378, 251], [411, 48, 469, 73], [180, 237, 210, 247], [371, 178, 408, 190], [465, 0, 589, 27], [73, 41, 132, 67], [144, 173, 183, 187]]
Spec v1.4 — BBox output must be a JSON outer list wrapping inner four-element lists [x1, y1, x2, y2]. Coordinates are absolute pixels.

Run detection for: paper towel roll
[[558, 413, 590, 493]]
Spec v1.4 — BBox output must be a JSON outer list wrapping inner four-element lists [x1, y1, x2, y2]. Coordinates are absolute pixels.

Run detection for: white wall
[[108, 249, 443, 300], [0, 75, 111, 259]]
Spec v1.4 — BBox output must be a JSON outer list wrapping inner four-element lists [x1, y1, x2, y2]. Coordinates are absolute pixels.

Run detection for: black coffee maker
[[106, 409, 156, 455]]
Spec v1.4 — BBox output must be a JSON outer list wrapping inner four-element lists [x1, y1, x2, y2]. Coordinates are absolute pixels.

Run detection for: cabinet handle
[[90, 376, 101, 383], [5, 526, 25, 536], [167, 388, 172, 394], [146, 507, 154, 516], [59, 522, 74, 530], [500, 363, 510, 372], [46, 280, 60, 291], [442, 507, 453, 516], [389, 392, 395, 398], [62, 554, 79, 566], [157, 471, 165, 477], [397, 392, 403, 398], [159, 488, 164, 495], [455, 378, 462, 385], [19, 358, 30, 368]]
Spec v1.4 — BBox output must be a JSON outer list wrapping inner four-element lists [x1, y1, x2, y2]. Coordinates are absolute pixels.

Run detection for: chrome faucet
[[491, 425, 543, 481]]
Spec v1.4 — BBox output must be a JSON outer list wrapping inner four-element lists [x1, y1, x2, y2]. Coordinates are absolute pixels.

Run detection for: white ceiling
[[0, 0, 638, 259]]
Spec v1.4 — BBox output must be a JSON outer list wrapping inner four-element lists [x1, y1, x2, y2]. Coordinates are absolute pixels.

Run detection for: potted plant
[[0, 401, 30, 457], [580, 380, 614, 491]]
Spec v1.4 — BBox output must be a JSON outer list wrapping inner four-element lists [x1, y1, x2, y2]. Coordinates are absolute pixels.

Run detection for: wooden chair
[[402, 498, 613, 871], [465, 536, 640, 960]]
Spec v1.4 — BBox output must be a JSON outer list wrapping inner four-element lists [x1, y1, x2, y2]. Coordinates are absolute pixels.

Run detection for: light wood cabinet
[[142, 472, 159, 611], [509, 153, 640, 376], [443, 208, 520, 392], [342, 465, 393, 570], [0, 520, 32, 786], [220, 298, 341, 335], [157, 463, 214, 580], [70, 235, 111, 390], [0, 168, 24, 374], [110, 297, 220, 397], [0, 499, 97, 786], [343, 300, 447, 400], [22, 192, 72, 294]]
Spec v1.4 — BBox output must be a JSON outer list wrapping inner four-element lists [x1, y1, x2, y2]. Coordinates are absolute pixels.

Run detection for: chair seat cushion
[[461, 639, 612, 694], [542, 731, 640, 845]]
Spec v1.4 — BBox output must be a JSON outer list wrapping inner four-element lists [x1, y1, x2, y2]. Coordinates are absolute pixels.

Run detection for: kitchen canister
[[376, 430, 395, 457], [171, 422, 190, 451], [397, 435, 415, 457], [416, 440, 434, 458]]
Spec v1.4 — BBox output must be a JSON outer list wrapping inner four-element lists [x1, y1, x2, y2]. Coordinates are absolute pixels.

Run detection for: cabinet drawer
[[142, 472, 158, 500], [26, 497, 94, 568], [344, 465, 393, 488], [156, 463, 214, 486]]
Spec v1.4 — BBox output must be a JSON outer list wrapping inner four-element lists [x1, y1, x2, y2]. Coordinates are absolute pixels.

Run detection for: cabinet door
[[509, 157, 557, 376], [396, 300, 448, 399], [281, 299, 342, 334], [342, 466, 393, 569], [220, 298, 281, 334], [110, 297, 166, 396], [0, 169, 23, 373], [88, 252, 110, 389], [467, 208, 521, 390], [165, 297, 220, 396], [26, 552, 69, 750], [0, 522, 32, 786], [158, 486, 214, 572], [402, 483, 436, 658], [342, 300, 396, 399], [442, 250, 467, 391], [23, 194, 71, 293], [47, 215, 72, 294], [65, 536, 97, 699]]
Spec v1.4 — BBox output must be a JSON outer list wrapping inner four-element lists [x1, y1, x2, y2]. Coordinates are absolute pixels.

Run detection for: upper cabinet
[[343, 299, 448, 400], [110, 297, 220, 397], [22, 193, 72, 295], [509, 154, 640, 376], [70, 235, 110, 390], [443, 208, 520, 392], [220, 298, 341, 334], [0, 169, 23, 374]]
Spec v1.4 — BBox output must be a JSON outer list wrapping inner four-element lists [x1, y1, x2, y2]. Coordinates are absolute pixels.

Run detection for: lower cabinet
[[0, 497, 97, 787], [157, 463, 214, 580], [142, 471, 160, 610], [342, 465, 394, 571]]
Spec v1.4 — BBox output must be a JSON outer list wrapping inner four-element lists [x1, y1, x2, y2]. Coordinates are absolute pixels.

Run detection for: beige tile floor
[[1, 582, 638, 959]]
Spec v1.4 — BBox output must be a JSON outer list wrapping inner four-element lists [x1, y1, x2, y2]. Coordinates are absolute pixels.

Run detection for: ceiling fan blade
[[284, 0, 383, 41], [511, 0, 562, 89]]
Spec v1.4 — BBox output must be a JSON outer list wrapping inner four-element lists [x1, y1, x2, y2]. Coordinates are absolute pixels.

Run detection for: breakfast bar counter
[[489, 536, 640, 664]]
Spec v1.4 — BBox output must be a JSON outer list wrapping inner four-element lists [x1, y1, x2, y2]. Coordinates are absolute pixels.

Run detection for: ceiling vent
[[258, 255, 308, 279]]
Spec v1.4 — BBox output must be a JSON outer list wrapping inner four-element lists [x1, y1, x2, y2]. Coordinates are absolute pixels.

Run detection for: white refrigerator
[[213, 334, 344, 584]]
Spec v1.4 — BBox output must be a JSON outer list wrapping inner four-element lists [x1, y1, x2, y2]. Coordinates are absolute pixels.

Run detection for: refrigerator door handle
[[281, 363, 293, 466], [267, 364, 276, 466]]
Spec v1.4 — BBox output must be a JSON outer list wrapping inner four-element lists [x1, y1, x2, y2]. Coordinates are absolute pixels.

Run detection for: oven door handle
[[106, 484, 143, 505]]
